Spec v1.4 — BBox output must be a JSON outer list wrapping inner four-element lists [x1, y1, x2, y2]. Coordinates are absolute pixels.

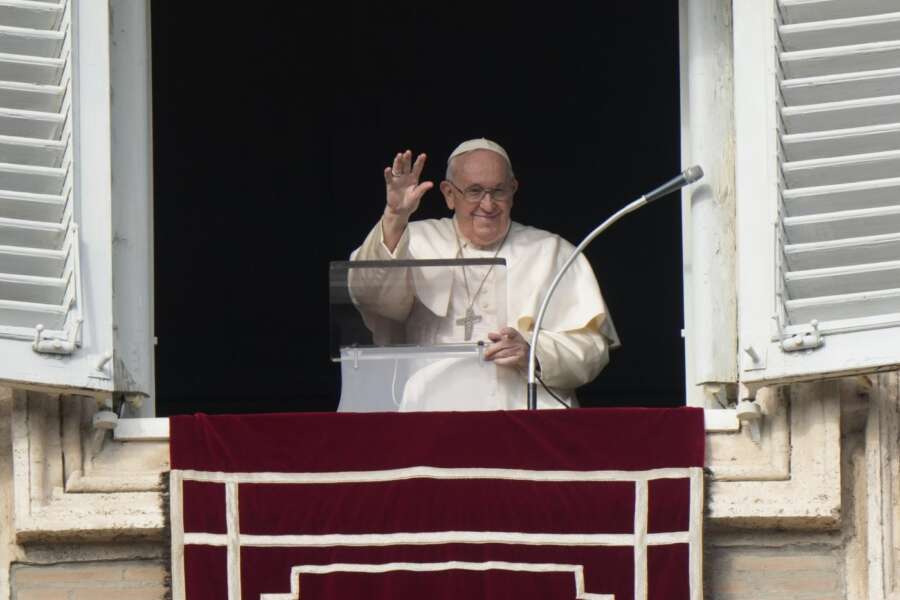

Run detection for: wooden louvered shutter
[[778, 1, 900, 331], [0, 0, 154, 400], [737, 0, 900, 386], [0, 1, 85, 356]]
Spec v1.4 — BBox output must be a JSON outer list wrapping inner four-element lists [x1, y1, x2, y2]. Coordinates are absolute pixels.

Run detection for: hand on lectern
[[485, 327, 530, 370]]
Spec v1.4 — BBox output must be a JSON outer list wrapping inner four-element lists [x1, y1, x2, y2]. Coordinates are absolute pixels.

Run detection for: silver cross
[[456, 307, 482, 341]]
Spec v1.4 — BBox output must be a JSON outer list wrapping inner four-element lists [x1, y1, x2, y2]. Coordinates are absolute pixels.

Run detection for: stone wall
[[705, 531, 845, 600], [0, 388, 168, 600], [701, 373, 898, 599], [11, 561, 166, 600], [0, 374, 897, 598]]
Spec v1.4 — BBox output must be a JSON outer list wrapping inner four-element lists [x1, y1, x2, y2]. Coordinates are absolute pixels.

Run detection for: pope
[[351, 138, 619, 409]]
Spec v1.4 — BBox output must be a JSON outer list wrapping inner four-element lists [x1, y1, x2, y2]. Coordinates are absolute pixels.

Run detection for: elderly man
[[351, 138, 618, 410]]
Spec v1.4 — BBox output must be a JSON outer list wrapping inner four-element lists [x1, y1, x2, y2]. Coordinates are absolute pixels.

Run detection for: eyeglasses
[[446, 180, 514, 204]]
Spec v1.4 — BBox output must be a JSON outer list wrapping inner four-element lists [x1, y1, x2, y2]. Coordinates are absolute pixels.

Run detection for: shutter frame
[[736, 0, 900, 386], [0, 0, 154, 404]]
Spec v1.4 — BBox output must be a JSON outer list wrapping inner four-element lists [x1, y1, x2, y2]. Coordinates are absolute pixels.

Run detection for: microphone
[[526, 165, 705, 409], [644, 165, 704, 204]]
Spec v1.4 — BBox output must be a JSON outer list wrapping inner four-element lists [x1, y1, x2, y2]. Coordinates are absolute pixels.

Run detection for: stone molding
[[865, 372, 900, 599], [11, 390, 168, 543], [706, 381, 842, 527], [9, 383, 845, 538], [706, 386, 790, 482]]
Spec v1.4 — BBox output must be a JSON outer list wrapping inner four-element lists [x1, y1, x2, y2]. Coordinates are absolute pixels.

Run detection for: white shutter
[[735, 0, 900, 386], [0, 0, 154, 402], [0, 0, 80, 350]]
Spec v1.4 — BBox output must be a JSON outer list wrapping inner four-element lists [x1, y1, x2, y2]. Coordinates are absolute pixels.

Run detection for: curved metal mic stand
[[526, 166, 704, 410]]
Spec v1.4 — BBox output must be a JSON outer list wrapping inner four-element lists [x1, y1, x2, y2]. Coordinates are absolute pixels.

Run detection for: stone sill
[[113, 409, 740, 443]]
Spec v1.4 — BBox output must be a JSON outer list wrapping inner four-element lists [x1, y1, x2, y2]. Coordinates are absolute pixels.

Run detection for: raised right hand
[[383, 150, 434, 220]]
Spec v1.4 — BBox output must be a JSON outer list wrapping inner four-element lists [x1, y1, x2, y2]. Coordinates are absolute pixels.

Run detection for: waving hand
[[381, 150, 433, 251]]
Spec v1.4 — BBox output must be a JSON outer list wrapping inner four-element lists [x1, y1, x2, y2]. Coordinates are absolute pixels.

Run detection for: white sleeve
[[348, 219, 414, 322], [353, 217, 412, 260], [531, 327, 610, 390]]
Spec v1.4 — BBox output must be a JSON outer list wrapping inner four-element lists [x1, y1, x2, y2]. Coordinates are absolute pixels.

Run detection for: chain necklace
[[454, 223, 511, 341]]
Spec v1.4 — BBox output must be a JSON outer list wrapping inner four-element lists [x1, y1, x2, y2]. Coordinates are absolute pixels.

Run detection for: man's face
[[440, 150, 518, 248]]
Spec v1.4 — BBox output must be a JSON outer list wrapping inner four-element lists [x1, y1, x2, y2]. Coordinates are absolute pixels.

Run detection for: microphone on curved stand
[[526, 165, 705, 410]]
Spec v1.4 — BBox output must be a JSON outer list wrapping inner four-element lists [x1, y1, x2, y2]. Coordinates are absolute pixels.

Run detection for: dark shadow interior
[[151, 1, 684, 415]]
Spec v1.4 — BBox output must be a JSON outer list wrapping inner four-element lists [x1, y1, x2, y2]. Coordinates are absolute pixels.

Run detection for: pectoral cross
[[456, 307, 482, 341]]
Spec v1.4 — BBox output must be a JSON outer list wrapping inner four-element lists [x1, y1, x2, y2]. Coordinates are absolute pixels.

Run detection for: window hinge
[[743, 345, 767, 371], [31, 319, 83, 356], [90, 351, 114, 381], [737, 383, 762, 443], [780, 319, 824, 353]]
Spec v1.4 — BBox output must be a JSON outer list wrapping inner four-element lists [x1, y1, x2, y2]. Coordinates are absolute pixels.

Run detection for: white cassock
[[347, 216, 619, 411]]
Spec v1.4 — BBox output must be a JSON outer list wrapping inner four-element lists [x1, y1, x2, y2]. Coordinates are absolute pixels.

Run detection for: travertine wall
[[11, 561, 166, 600], [0, 374, 896, 598], [705, 531, 845, 600], [0, 387, 168, 600], [702, 373, 898, 599]]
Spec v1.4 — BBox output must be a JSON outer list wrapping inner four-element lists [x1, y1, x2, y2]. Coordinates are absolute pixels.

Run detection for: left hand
[[484, 327, 530, 369]]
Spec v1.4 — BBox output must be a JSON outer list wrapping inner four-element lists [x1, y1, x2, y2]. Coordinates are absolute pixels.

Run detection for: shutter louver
[[0, 0, 81, 349], [775, 1, 900, 339], [0, 0, 154, 400]]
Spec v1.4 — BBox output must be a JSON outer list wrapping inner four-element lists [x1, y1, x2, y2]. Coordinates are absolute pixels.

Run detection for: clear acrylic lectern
[[330, 258, 507, 412]]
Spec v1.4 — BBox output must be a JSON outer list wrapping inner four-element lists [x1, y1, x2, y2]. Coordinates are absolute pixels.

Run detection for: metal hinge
[[32, 318, 83, 355], [31, 224, 85, 356], [780, 319, 824, 352]]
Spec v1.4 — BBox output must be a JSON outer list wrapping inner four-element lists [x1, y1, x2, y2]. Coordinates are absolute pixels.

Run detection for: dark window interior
[[151, 2, 684, 415]]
